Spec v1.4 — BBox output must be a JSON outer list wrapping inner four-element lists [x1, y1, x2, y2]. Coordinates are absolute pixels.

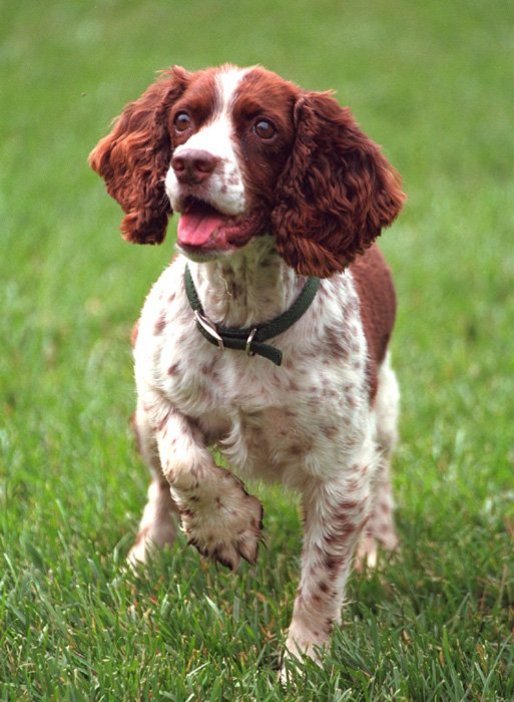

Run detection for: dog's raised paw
[[180, 487, 263, 570]]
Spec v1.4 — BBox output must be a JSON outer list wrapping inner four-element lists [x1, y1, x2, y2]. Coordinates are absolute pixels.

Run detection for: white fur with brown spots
[[128, 235, 400, 672], [90, 63, 403, 676]]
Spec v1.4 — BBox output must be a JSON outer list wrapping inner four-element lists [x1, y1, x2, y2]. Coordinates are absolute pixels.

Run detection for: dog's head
[[89, 64, 404, 276]]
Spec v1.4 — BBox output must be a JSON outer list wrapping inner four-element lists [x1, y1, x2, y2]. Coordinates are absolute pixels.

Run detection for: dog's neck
[[186, 236, 306, 328]]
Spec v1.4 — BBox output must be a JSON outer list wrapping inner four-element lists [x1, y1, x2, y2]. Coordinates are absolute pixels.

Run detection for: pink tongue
[[177, 211, 226, 247]]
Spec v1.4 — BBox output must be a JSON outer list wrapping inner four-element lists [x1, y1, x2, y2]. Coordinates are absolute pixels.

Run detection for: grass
[[1, 0, 513, 699]]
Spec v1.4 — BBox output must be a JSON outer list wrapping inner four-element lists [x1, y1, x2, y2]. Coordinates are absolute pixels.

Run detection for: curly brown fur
[[88, 66, 189, 244], [271, 92, 405, 277]]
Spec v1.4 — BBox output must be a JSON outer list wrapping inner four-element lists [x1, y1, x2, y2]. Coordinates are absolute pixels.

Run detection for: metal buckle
[[245, 328, 258, 356], [194, 310, 224, 350]]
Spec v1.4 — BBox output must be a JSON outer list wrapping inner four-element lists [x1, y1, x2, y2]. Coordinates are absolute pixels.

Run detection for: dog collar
[[184, 265, 319, 366]]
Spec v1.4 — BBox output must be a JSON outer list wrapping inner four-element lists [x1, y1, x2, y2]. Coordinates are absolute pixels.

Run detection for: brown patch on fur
[[350, 245, 396, 401], [232, 68, 300, 213], [338, 499, 359, 511], [322, 425, 339, 440], [324, 617, 335, 634], [201, 358, 218, 375], [325, 325, 350, 360], [271, 93, 405, 278], [89, 67, 190, 244], [89, 67, 226, 245], [154, 315, 167, 335], [324, 554, 344, 571], [130, 320, 140, 347], [346, 478, 361, 491], [155, 407, 174, 433]]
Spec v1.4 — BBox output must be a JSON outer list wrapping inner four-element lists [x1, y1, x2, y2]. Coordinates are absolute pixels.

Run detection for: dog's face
[[163, 66, 300, 260], [90, 64, 404, 276]]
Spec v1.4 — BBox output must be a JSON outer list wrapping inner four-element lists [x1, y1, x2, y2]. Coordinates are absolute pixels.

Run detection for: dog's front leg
[[284, 475, 370, 669], [145, 393, 263, 570]]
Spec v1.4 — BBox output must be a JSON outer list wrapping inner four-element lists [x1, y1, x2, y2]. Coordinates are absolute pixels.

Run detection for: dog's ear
[[89, 66, 189, 244], [271, 91, 405, 277]]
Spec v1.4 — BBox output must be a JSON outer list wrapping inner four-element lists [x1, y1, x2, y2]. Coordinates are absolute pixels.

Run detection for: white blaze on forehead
[[165, 66, 251, 220], [174, 66, 249, 158], [216, 66, 250, 115], [167, 66, 250, 216]]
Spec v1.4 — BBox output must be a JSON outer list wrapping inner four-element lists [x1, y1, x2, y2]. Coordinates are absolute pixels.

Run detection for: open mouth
[[177, 196, 263, 255]]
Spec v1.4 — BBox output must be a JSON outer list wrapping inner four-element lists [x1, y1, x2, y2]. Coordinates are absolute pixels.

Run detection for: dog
[[89, 63, 405, 669]]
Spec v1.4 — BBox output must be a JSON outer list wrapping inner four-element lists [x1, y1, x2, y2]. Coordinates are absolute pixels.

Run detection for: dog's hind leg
[[355, 355, 400, 570], [127, 406, 179, 567]]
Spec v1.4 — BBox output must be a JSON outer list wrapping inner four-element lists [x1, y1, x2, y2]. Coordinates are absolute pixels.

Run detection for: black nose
[[171, 149, 220, 185]]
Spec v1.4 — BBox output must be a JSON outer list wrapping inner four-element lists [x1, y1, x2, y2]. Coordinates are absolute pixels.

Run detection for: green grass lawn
[[1, 0, 512, 699]]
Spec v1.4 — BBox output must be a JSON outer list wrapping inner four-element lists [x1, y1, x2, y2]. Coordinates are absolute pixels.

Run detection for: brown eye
[[174, 111, 192, 132], [253, 119, 276, 140]]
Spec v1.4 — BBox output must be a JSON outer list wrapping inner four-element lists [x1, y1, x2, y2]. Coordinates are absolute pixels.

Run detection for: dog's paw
[[354, 530, 399, 571], [354, 533, 379, 571], [127, 530, 152, 569], [127, 520, 177, 569], [279, 628, 327, 683], [177, 474, 263, 570]]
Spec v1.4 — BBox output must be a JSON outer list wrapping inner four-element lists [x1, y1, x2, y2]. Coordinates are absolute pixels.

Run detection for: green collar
[[184, 265, 320, 366]]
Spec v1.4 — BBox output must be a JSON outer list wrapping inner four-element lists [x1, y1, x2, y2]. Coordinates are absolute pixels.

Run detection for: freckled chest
[[165, 344, 359, 450], [145, 260, 370, 476]]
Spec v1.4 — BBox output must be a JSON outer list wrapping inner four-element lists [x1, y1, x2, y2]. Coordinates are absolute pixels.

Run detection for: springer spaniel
[[89, 64, 405, 670]]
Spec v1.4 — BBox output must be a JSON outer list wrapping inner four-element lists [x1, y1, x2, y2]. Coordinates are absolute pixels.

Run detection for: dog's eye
[[253, 119, 276, 140], [174, 112, 192, 133]]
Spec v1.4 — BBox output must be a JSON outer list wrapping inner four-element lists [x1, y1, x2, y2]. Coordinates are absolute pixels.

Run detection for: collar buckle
[[185, 264, 320, 366], [193, 310, 225, 350], [245, 328, 258, 356]]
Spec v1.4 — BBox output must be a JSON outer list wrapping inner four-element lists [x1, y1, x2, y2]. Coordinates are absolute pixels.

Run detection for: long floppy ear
[[88, 66, 189, 244], [271, 91, 405, 277]]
